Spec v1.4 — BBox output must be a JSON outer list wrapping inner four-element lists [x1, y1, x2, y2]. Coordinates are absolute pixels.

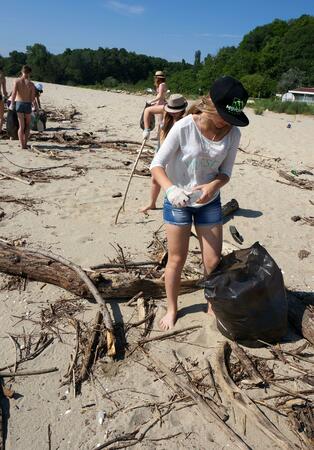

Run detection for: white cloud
[[105, 1, 144, 15]]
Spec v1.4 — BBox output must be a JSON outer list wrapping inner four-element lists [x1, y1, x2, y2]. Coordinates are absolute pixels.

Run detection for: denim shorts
[[15, 101, 32, 114], [163, 194, 222, 226]]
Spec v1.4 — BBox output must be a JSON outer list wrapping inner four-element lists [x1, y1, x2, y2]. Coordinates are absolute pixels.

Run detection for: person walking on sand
[[9, 65, 35, 149], [150, 76, 249, 330], [142, 71, 167, 140], [0, 68, 8, 133], [140, 94, 188, 213]]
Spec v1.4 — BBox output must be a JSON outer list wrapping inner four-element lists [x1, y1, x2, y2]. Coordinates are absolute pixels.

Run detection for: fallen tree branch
[[214, 342, 295, 450], [0, 367, 58, 377], [0, 241, 199, 301], [0, 168, 34, 185]]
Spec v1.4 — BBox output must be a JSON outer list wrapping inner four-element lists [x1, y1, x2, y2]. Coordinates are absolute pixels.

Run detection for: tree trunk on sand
[[286, 290, 314, 345], [0, 242, 199, 301]]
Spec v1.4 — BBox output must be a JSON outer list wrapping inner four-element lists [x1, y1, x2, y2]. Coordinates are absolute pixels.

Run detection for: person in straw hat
[[140, 94, 188, 213], [142, 70, 168, 140], [150, 76, 249, 330]]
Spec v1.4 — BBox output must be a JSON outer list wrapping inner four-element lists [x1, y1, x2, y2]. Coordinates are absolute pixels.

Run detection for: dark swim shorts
[[15, 101, 32, 114]]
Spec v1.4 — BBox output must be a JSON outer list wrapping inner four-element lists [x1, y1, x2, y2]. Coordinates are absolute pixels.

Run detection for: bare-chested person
[[10, 65, 35, 149], [0, 67, 8, 133]]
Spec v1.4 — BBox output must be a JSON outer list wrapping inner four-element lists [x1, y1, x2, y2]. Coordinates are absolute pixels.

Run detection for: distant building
[[287, 87, 314, 104]]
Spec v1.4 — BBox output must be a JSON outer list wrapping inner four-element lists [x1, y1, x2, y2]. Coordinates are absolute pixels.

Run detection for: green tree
[[277, 68, 306, 93]]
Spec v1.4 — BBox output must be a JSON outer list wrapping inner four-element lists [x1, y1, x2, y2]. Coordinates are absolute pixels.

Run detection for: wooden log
[[222, 198, 239, 217], [0, 241, 199, 301], [286, 290, 314, 345], [214, 342, 295, 450]]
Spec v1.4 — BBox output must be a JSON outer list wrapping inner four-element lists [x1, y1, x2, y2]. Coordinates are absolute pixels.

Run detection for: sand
[[0, 79, 313, 449]]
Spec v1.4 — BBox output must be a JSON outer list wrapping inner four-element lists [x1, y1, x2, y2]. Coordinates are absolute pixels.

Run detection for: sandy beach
[[0, 80, 313, 450]]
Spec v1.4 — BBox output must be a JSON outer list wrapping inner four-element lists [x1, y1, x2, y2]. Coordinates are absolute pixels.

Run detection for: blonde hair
[[186, 96, 218, 116]]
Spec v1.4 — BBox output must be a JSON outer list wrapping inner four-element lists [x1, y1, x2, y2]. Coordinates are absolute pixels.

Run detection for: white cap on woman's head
[[155, 70, 165, 77], [164, 94, 188, 113], [35, 82, 43, 92]]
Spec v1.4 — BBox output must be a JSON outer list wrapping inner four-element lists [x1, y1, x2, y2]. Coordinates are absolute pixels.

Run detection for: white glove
[[142, 129, 150, 140], [166, 185, 190, 207]]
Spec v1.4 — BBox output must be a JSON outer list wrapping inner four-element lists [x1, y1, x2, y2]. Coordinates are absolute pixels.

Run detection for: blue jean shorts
[[15, 101, 32, 114], [163, 194, 222, 226]]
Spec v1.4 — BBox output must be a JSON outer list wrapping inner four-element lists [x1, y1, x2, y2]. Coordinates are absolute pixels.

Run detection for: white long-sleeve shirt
[[150, 115, 241, 206]]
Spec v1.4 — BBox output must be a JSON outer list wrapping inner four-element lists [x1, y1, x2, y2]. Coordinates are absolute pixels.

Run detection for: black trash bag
[[6, 109, 19, 139], [203, 242, 288, 346], [140, 102, 155, 131]]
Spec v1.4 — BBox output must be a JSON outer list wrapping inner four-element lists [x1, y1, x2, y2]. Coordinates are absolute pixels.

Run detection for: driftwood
[[231, 342, 265, 384], [222, 198, 239, 217], [78, 311, 104, 383], [214, 342, 295, 450], [0, 367, 58, 377], [146, 352, 250, 450], [0, 168, 34, 185], [286, 290, 314, 345], [0, 241, 199, 300], [277, 170, 314, 190]]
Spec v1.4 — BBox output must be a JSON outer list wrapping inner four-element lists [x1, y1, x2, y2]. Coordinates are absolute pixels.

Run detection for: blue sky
[[1, 0, 313, 62]]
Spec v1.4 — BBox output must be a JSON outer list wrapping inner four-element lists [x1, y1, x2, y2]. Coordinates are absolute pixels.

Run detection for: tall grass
[[248, 99, 314, 116]]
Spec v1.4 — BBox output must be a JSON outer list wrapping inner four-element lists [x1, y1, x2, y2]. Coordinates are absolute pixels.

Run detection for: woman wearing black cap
[[150, 76, 249, 330]]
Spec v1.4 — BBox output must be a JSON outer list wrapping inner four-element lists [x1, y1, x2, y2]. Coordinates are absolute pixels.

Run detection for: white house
[[287, 87, 314, 104]]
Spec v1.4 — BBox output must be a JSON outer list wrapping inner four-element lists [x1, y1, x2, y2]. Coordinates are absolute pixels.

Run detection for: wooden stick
[[126, 291, 144, 306], [0, 367, 58, 377], [115, 138, 147, 224], [231, 342, 265, 383], [138, 325, 201, 344], [214, 342, 295, 450], [79, 311, 103, 383], [90, 261, 159, 270], [0, 168, 34, 185], [31, 248, 114, 332]]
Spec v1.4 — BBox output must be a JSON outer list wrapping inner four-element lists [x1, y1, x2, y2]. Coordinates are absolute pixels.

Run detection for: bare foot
[[159, 311, 177, 331], [139, 203, 157, 214], [207, 302, 214, 315]]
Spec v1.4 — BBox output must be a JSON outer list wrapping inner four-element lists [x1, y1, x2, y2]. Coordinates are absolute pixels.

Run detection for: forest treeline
[[1, 14, 313, 98]]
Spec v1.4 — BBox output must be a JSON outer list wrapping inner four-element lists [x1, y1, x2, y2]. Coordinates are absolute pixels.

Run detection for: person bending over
[[150, 76, 249, 330]]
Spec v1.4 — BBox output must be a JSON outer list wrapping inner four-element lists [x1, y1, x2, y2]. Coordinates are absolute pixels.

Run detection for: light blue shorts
[[163, 194, 222, 226]]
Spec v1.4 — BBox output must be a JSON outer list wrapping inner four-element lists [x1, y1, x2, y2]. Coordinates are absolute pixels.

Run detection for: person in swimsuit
[[0, 68, 8, 133], [150, 76, 249, 330], [10, 65, 35, 149], [140, 94, 188, 213], [142, 71, 168, 140]]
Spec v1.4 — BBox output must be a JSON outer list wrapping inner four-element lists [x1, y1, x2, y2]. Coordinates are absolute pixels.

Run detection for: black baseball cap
[[210, 76, 249, 127]]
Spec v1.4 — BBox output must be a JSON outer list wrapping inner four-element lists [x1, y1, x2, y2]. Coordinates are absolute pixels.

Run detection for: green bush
[[247, 99, 314, 115]]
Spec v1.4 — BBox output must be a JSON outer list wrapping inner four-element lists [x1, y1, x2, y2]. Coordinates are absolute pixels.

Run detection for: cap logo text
[[226, 98, 244, 115]]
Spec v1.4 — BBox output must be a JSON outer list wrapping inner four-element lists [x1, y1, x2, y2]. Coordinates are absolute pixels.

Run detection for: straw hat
[[155, 70, 165, 78], [164, 94, 188, 113]]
